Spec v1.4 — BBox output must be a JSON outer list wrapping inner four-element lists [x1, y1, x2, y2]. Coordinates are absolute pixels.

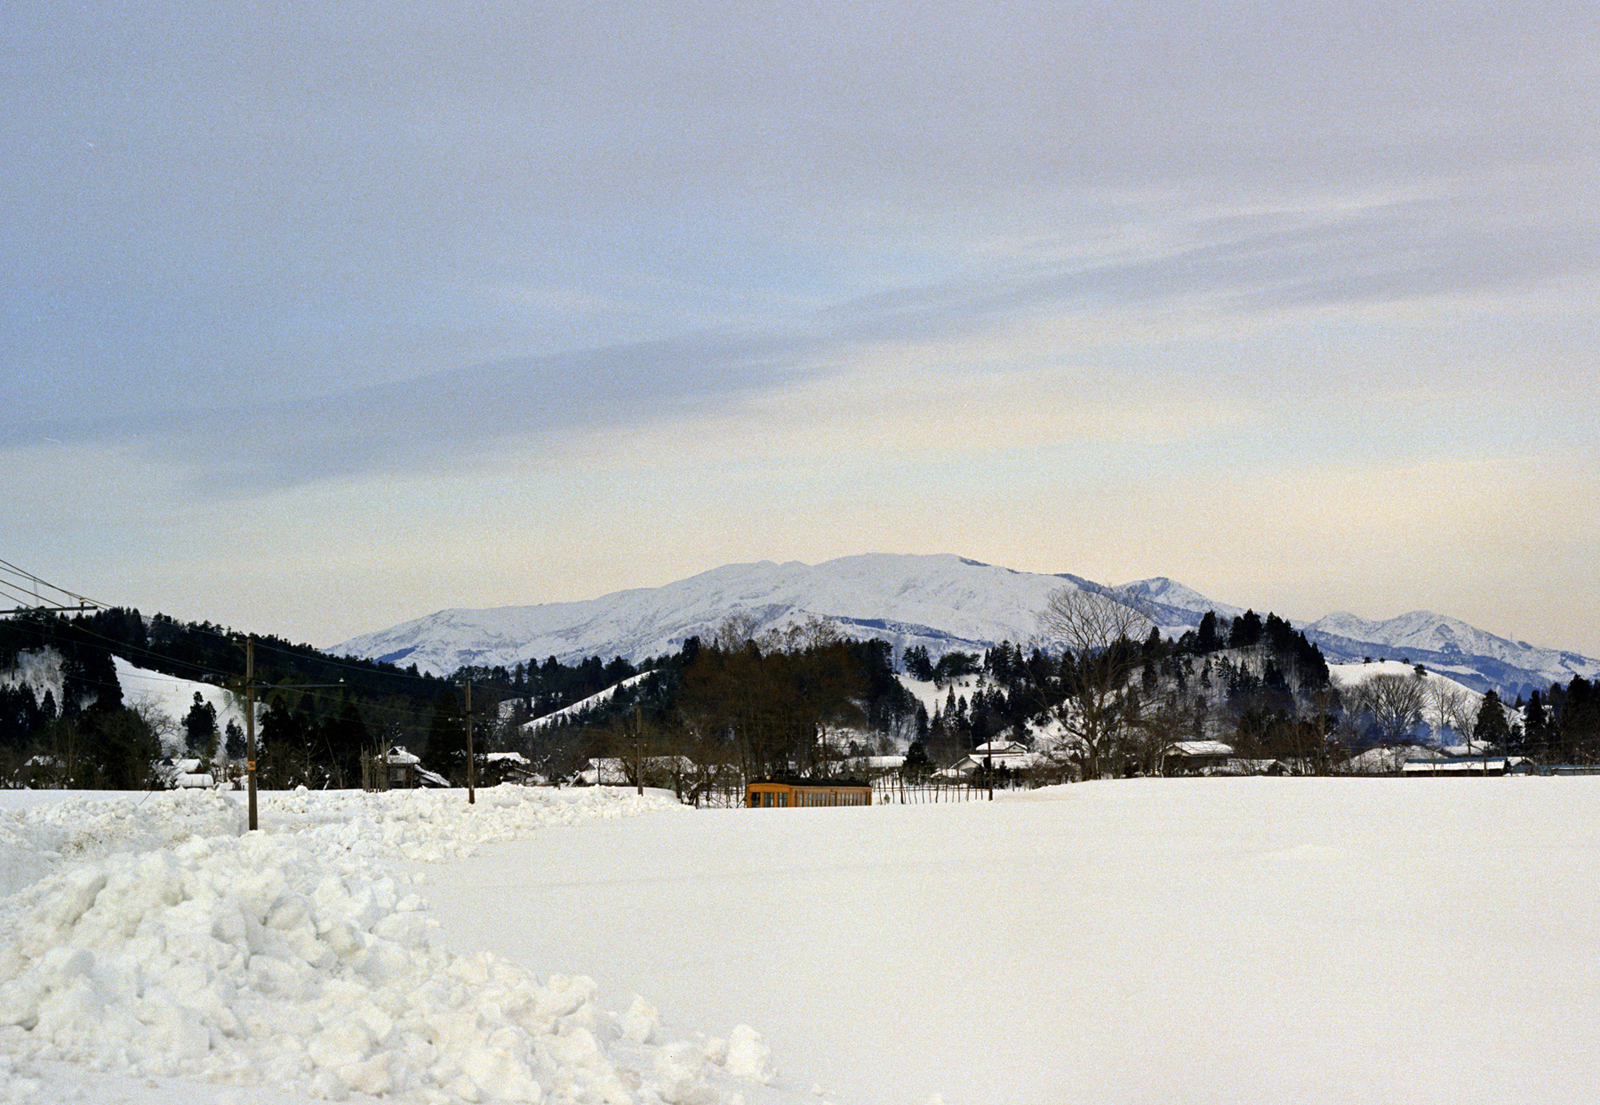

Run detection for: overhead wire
[[0, 556, 107, 610], [1, 557, 541, 734]]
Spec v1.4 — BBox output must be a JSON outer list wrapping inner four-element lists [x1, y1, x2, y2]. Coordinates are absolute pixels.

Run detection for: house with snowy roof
[[1159, 740, 1235, 775], [1401, 754, 1514, 776], [159, 757, 216, 789], [366, 745, 449, 789], [944, 740, 1036, 778]]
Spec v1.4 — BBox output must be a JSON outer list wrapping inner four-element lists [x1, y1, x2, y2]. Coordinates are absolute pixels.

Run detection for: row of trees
[[6, 598, 1598, 793], [452, 617, 919, 798], [479, 594, 1351, 788]]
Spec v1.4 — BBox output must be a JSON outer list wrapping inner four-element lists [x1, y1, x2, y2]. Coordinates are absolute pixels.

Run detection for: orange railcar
[[745, 777, 872, 808]]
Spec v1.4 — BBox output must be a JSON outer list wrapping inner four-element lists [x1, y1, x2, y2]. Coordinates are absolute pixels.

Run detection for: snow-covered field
[[4, 778, 1599, 1104]]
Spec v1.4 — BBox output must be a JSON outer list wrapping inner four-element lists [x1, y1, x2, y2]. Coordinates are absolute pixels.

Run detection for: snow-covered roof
[[1401, 757, 1511, 774], [1166, 740, 1235, 757], [851, 755, 907, 769], [947, 749, 1041, 775], [973, 740, 1028, 754]]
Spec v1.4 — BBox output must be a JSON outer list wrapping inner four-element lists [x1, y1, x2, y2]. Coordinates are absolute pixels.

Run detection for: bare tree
[[1348, 672, 1428, 746], [1038, 587, 1152, 780], [1427, 680, 1477, 751], [1137, 691, 1201, 776], [767, 614, 844, 653], [713, 610, 762, 652], [1293, 687, 1345, 775]]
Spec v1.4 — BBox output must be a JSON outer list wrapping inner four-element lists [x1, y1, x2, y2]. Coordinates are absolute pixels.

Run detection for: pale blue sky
[[4, 1, 1598, 653]]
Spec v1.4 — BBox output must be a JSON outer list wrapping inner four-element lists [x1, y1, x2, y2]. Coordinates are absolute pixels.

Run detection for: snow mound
[[0, 787, 769, 1105]]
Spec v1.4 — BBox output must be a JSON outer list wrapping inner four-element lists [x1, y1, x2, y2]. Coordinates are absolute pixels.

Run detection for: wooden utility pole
[[245, 636, 258, 831], [463, 678, 475, 804]]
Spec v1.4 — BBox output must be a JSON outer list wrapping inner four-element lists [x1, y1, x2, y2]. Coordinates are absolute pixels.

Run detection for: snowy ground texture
[[0, 786, 773, 1105], [3, 779, 1600, 1104]]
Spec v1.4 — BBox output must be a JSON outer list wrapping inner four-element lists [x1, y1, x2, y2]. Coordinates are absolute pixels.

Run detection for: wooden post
[[245, 636, 258, 831], [464, 678, 475, 804]]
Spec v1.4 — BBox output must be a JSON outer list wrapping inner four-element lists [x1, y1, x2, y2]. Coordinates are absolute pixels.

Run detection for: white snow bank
[[0, 786, 772, 1105]]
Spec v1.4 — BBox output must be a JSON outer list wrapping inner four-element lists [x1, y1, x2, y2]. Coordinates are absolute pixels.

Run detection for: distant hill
[[331, 553, 1600, 697], [333, 554, 1097, 675], [1304, 610, 1599, 699]]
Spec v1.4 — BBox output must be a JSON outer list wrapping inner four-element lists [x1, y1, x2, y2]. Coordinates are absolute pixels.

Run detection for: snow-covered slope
[[1, 652, 256, 756], [1308, 610, 1600, 699], [1113, 576, 1244, 622], [522, 672, 657, 734], [334, 554, 1127, 676], [112, 657, 255, 755]]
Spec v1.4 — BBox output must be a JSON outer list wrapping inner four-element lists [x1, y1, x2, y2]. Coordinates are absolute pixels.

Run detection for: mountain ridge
[[331, 553, 1600, 697]]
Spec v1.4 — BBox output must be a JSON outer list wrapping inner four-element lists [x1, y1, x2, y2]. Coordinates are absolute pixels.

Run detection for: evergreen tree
[[321, 701, 370, 787], [1522, 690, 1552, 759], [224, 719, 246, 760], [1230, 610, 1264, 649], [903, 739, 931, 778], [0, 685, 42, 749], [183, 692, 218, 756], [1554, 676, 1599, 763], [1472, 689, 1511, 752], [83, 706, 162, 790], [259, 697, 306, 787], [904, 644, 932, 680], [426, 687, 468, 782]]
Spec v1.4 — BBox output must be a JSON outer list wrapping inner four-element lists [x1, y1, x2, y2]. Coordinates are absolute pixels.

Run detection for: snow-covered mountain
[[1113, 577, 1244, 622], [333, 554, 1204, 677], [331, 553, 1600, 697], [1305, 610, 1600, 699]]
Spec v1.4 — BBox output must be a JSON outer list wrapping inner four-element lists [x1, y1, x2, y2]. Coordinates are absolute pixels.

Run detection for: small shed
[[1161, 740, 1236, 775], [377, 745, 422, 789], [160, 757, 217, 789]]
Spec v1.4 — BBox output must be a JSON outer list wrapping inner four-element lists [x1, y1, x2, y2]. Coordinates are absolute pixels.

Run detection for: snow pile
[[0, 787, 773, 1104]]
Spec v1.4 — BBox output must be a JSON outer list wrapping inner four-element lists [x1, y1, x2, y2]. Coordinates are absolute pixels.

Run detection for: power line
[[1, 559, 469, 730], [0, 556, 106, 614], [8, 611, 454, 732]]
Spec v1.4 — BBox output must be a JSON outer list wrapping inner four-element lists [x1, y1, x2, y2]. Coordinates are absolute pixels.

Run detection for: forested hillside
[[5, 600, 1597, 793], [0, 608, 450, 788]]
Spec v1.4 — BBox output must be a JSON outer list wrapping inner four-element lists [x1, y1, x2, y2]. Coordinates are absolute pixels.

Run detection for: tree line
[[0, 608, 451, 789], [6, 599, 1598, 793]]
